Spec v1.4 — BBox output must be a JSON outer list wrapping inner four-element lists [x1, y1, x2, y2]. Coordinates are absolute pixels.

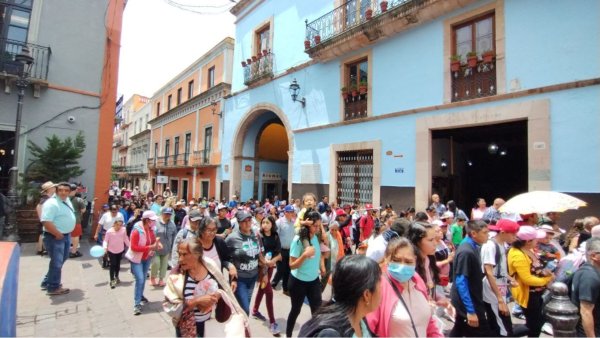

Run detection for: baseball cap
[[188, 210, 203, 222], [489, 219, 519, 233], [432, 219, 444, 227], [284, 205, 295, 213], [335, 209, 347, 217], [175, 201, 183, 206], [342, 204, 352, 210], [365, 203, 374, 210], [255, 207, 265, 215], [236, 211, 252, 222], [40, 181, 57, 193], [142, 210, 159, 221], [102, 204, 109, 209], [516, 226, 546, 241], [441, 211, 454, 220], [162, 207, 174, 214]]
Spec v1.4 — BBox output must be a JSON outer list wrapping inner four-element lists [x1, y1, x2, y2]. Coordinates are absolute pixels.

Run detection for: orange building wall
[[93, 0, 126, 237], [200, 54, 224, 92]]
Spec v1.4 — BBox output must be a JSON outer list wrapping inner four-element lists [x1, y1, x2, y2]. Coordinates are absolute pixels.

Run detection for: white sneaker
[[541, 322, 553, 335], [269, 322, 281, 336]]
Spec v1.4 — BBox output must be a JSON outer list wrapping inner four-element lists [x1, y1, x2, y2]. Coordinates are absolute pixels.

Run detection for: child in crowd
[[103, 219, 130, 289], [295, 193, 318, 248], [536, 224, 560, 271]]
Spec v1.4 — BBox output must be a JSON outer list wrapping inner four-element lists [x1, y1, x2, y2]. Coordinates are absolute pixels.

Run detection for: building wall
[[222, 0, 600, 206]]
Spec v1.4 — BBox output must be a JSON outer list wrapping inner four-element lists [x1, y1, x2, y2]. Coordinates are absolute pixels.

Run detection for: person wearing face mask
[[366, 237, 443, 337]]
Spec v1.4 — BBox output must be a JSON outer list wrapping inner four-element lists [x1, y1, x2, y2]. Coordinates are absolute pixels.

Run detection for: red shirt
[[130, 225, 157, 261], [360, 215, 375, 242]]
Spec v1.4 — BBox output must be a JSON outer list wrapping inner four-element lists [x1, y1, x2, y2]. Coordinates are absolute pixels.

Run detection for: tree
[[23, 132, 86, 183]]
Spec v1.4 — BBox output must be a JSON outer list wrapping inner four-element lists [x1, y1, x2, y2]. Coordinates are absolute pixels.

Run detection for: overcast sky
[[117, 0, 236, 100]]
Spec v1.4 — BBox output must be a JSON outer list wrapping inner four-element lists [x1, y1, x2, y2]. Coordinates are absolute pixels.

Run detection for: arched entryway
[[231, 104, 293, 202]]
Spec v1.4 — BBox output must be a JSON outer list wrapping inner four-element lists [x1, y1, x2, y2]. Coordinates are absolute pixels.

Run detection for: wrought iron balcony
[[343, 92, 368, 120], [193, 149, 213, 166], [242, 50, 273, 86], [304, 0, 454, 61], [451, 58, 497, 102], [112, 164, 146, 174], [0, 38, 51, 82]]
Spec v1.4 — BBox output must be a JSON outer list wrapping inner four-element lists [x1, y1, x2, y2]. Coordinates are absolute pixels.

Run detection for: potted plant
[[450, 54, 461, 72], [482, 50, 495, 63], [314, 35, 321, 44], [257, 53, 262, 60], [359, 80, 368, 94], [467, 51, 478, 68], [350, 84, 358, 97], [304, 40, 311, 49], [262, 49, 268, 56], [241, 61, 247, 67], [341, 86, 349, 100], [365, 8, 373, 20], [252, 55, 258, 62], [380, 1, 388, 12]]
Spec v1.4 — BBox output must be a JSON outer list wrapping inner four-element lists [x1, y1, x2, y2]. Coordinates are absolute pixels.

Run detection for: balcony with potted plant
[[242, 49, 274, 87], [451, 50, 497, 102], [343, 81, 368, 121], [304, 0, 478, 62]]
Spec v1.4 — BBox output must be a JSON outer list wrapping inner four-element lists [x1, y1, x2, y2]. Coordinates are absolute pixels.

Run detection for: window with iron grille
[[451, 13, 496, 102], [343, 58, 368, 120], [337, 150, 373, 206]]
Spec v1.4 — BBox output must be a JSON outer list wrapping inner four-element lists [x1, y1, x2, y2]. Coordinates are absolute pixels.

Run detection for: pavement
[[16, 240, 315, 337]]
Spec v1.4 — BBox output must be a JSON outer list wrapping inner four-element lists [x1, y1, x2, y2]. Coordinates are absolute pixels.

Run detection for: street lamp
[[288, 78, 306, 107], [3, 46, 34, 241]]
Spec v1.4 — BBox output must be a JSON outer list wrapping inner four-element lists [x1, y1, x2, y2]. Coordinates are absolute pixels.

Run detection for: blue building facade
[[221, 0, 600, 214]]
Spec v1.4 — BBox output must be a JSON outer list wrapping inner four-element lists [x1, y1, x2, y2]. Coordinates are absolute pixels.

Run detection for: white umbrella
[[499, 191, 587, 214]]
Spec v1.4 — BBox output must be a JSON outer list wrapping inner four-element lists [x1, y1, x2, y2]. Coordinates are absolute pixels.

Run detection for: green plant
[[482, 50, 494, 56], [360, 80, 368, 87], [467, 51, 478, 58], [350, 84, 358, 91], [22, 132, 86, 184], [450, 54, 461, 62], [341, 86, 348, 93]]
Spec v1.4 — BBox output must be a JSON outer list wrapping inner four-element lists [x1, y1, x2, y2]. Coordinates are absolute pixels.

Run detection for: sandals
[[47, 287, 70, 296]]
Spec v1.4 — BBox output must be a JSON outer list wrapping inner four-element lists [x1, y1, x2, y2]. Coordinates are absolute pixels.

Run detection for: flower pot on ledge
[[304, 40, 311, 49], [314, 35, 321, 44], [252, 56, 258, 62], [342, 92, 349, 100], [262, 49, 268, 56], [241, 61, 247, 67], [450, 60, 460, 72], [482, 51, 495, 63], [467, 56, 478, 68], [381, 1, 388, 12], [366, 8, 373, 20], [246, 58, 252, 65]]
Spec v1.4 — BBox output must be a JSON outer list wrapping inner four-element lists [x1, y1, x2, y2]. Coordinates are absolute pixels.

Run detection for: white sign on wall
[[301, 164, 321, 184], [156, 175, 168, 184]]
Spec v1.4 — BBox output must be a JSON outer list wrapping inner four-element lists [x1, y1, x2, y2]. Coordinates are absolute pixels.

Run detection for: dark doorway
[[181, 180, 189, 202], [431, 120, 528, 210], [0, 130, 15, 195], [262, 182, 279, 202], [201, 181, 209, 199]]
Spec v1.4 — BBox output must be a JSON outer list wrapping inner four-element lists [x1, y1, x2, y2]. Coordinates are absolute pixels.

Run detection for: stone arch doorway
[[231, 104, 293, 203]]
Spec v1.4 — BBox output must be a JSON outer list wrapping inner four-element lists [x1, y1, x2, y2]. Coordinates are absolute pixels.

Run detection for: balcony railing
[[451, 58, 497, 102], [242, 51, 273, 86], [113, 164, 146, 174], [193, 149, 212, 166], [305, 0, 428, 50], [344, 93, 368, 120], [0, 38, 51, 81]]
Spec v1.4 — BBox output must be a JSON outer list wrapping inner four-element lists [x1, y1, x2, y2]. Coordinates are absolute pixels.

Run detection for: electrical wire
[[163, 0, 236, 14]]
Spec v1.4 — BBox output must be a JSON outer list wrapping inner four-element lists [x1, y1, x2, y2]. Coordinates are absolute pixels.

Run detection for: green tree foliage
[[23, 132, 86, 183]]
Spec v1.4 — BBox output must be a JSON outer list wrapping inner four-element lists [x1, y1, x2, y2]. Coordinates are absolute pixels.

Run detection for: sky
[[117, 0, 236, 100]]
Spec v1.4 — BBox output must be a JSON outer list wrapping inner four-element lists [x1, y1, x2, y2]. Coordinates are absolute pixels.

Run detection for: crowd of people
[[35, 182, 600, 338]]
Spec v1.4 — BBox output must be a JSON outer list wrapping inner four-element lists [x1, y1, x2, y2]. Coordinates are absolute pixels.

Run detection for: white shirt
[[203, 244, 221, 271], [365, 234, 388, 263], [99, 212, 124, 231], [481, 239, 508, 303]]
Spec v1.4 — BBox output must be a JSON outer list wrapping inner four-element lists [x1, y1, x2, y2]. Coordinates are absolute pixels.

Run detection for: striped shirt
[[184, 274, 218, 322]]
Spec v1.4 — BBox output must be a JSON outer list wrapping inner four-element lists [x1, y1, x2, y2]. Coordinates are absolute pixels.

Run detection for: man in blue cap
[[272, 204, 297, 295]]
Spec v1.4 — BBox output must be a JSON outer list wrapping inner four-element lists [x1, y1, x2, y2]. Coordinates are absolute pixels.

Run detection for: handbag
[[215, 295, 232, 323], [162, 273, 186, 326], [217, 289, 251, 338]]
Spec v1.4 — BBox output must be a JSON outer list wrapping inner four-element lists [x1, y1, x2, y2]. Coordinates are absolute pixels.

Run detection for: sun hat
[[40, 181, 57, 193], [540, 224, 556, 234], [142, 210, 159, 221], [489, 219, 520, 233], [516, 226, 546, 241]]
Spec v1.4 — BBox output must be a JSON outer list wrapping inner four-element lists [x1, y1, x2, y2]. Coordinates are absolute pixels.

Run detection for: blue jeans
[[41, 232, 71, 291], [234, 275, 258, 314], [131, 258, 152, 306]]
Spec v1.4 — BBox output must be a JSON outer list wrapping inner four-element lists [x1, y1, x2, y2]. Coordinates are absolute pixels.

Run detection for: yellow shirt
[[294, 208, 307, 230], [507, 247, 552, 308]]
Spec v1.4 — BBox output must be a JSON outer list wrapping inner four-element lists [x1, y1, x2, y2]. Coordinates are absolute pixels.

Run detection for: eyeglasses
[[203, 228, 218, 234]]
